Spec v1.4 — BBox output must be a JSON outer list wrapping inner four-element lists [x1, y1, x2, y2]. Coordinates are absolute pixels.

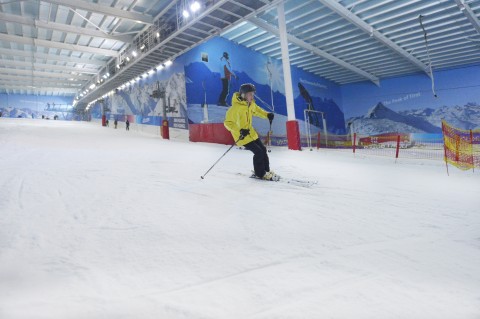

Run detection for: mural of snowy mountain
[[151, 72, 187, 117], [399, 102, 480, 130], [101, 72, 187, 119], [348, 102, 442, 135], [0, 107, 33, 118], [0, 95, 74, 120], [348, 118, 428, 135], [0, 107, 74, 120]]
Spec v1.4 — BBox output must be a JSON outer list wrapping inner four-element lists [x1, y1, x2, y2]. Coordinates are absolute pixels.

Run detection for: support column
[[277, 2, 301, 150], [161, 119, 170, 139]]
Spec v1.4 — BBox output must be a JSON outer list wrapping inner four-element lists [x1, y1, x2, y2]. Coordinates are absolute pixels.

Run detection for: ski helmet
[[239, 83, 256, 96]]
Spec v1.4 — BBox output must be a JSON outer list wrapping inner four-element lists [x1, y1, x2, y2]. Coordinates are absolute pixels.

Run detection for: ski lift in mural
[[44, 102, 74, 120], [44, 103, 73, 112], [150, 81, 178, 117]]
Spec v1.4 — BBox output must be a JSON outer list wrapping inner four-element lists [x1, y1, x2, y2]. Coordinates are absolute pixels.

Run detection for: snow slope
[[0, 118, 479, 319]]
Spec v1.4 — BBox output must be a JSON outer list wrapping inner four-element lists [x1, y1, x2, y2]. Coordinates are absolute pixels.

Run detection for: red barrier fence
[[193, 121, 479, 167], [258, 131, 456, 162], [442, 120, 480, 171]]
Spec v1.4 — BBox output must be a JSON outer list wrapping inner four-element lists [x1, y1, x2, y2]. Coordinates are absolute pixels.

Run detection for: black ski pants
[[243, 138, 270, 178]]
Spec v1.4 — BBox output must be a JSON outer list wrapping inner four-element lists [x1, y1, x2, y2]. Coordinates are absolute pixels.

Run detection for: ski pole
[[267, 120, 272, 153], [201, 137, 242, 179], [254, 94, 274, 111]]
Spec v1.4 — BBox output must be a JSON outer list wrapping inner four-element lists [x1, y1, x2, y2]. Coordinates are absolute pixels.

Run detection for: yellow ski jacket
[[224, 92, 269, 146]]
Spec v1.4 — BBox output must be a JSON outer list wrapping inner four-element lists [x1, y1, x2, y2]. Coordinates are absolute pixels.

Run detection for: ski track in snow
[[0, 118, 479, 319]]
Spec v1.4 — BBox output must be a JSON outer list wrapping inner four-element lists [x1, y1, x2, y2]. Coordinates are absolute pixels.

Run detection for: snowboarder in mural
[[217, 51, 237, 107], [224, 83, 277, 181], [298, 82, 320, 127]]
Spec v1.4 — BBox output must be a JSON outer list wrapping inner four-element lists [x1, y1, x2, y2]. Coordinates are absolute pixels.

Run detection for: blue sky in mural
[[342, 65, 480, 118]]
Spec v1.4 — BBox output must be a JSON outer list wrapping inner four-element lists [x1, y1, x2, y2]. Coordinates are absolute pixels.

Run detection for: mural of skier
[[217, 51, 237, 107], [298, 82, 320, 127]]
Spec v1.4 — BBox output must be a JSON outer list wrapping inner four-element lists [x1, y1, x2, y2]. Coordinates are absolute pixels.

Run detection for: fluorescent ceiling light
[[191, 1, 200, 12]]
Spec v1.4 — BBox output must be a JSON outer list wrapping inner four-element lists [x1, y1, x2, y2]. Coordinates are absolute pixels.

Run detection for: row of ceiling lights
[[77, 73, 111, 97], [182, 1, 201, 18], [74, 39, 150, 103], [75, 0, 203, 107], [74, 12, 163, 103], [114, 0, 202, 72]]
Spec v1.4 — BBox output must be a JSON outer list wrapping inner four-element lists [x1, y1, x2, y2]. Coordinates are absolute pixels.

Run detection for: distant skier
[[114, 119, 118, 129], [224, 83, 277, 181], [105, 119, 109, 127], [217, 51, 237, 107], [125, 119, 130, 131]]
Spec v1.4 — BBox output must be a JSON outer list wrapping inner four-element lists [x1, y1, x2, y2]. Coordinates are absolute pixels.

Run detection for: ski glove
[[239, 128, 250, 140], [267, 113, 274, 122]]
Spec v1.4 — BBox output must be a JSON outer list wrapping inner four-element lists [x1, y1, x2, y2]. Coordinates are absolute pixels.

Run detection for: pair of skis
[[238, 172, 318, 188]]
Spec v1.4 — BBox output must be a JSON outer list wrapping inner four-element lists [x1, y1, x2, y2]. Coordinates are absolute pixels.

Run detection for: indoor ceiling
[[0, 0, 479, 110], [223, 0, 480, 86]]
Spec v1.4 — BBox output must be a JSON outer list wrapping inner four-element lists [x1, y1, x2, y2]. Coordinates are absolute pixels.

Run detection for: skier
[[125, 119, 130, 131], [224, 83, 277, 181], [114, 119, 118, 129], [217, 52, 237, 107]]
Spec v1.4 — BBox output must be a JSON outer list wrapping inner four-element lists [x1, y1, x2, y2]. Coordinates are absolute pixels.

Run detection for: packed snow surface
[[0, 118, 479, 319]]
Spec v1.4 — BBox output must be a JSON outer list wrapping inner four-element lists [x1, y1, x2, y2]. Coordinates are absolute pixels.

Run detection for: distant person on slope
[[125, 119, 130, 131], [224, 83, 277, 181]]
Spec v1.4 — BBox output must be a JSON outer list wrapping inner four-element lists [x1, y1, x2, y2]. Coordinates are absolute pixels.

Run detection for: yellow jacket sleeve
[[251, 102, 269, 120]]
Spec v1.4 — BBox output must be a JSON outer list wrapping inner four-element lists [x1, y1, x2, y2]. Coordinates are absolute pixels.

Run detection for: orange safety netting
[[442, 120, 480, 170]]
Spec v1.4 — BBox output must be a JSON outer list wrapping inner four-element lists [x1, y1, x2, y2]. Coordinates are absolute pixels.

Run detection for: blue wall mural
[[0, 94, 75, 120], [3, 36, 479, 139], [342, 66, 480, 135], [183, 36, 346, 135]]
